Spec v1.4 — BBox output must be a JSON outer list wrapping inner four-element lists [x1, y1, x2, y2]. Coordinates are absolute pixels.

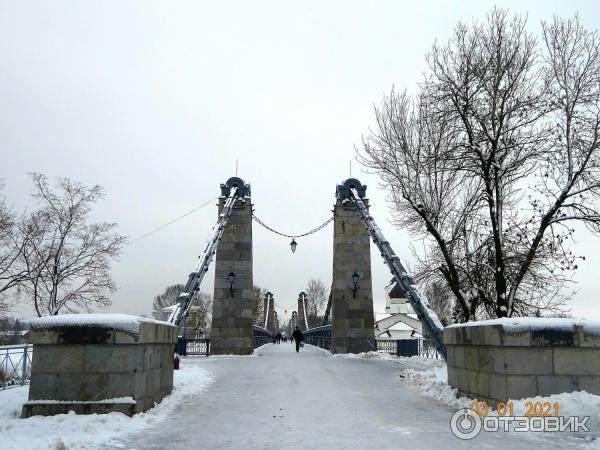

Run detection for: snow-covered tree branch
[[17, 173, 126, 316], [359, 10, 599, 321]]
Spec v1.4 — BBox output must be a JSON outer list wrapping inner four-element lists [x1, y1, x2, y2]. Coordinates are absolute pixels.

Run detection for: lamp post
[[351, 271, 360, 298], [227, 271, 236, 297]]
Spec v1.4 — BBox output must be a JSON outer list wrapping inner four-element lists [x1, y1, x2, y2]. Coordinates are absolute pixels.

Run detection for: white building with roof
[[375, 283, 423, 341]]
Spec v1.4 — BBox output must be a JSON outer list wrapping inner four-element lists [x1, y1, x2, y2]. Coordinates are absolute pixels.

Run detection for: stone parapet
[[22, 314, 176, 417], [445, 318, 600, 405]]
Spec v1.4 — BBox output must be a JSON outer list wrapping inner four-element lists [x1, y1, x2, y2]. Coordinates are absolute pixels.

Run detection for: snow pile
[[0, 358, 213, 450], [29, 314, 173, 337], [446, 317, 600, 336], [330, 351, 395, 360], [330, 351, 443, 368], [401, 361, 600, 437], [401, 364, 470, 408], [23, 397, 135, 406]]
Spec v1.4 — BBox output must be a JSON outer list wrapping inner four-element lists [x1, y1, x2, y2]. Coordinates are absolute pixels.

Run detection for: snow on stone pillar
[[211, 178, 254, 355], [22, 314, 176, 417], [331, 178, 376, 354]]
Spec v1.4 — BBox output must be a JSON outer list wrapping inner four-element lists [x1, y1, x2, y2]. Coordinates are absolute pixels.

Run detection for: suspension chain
[[251, 213, 333, 239]]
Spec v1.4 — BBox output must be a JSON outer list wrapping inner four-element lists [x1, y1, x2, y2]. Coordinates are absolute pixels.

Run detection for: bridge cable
[[127, 197, 218, 245], [251, 213, 333, 239]]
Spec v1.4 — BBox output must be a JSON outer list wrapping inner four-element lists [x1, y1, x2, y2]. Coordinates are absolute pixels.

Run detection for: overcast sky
[[2, 0, 600, 322]]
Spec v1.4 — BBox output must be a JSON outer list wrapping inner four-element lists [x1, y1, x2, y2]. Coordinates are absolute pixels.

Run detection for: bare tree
[[0, 183, 15, 315], [152, 283, 211, 332], [18, 174, 125, 316], [187, 292, 212, 334], [360, 10, 600, 320], [251, 285, 266, 324], [152, 284, 185, 318], [0, 182, 33, 315], [424, 281, 453, 325], [306, 278, 327, 325]]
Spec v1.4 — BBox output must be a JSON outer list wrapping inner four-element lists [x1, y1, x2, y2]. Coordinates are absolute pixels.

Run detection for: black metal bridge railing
[[176, 338, 211, 356], [253, 325, 273, 349], [376, 339, 443, 360], [303, 324, 331, 350]]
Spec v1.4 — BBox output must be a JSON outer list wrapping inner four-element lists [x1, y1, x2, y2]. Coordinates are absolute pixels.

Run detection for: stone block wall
[[22, 314, 176, 417], [211, 195, 254, 355], [330, 182, 375, 354], [445, 319, 600, 406]]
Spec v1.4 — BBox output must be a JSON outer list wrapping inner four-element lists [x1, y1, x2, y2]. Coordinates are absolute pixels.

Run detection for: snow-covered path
[[123, 344, 585, 450]]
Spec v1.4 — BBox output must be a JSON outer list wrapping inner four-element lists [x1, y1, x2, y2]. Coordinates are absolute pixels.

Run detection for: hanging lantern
[[290, 238, 297, 253]]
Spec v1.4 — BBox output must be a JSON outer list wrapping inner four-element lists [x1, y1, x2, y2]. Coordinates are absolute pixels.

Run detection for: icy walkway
[[123, 343, 586, 450]]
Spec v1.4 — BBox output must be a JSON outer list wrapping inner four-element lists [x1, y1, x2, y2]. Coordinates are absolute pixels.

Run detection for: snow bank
[[334, 351, 600, 440], [23, 397, 135, 406], [401, 360, 600, 439], [29, 314, 173, 336], [401, 362, 471, 409], [330, 352, 444, 371], [0, 358, 213, 450], [330, 351, 395, 360], [446, 317, 600, 336]]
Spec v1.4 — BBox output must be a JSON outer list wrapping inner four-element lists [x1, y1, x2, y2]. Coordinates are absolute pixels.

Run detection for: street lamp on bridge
[[351, 271, 360, 298], [227, 271, 236, 297]]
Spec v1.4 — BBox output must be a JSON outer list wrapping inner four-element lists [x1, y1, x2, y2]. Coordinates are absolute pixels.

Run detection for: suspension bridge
[[167, 176, 446, 360], [9, 176, 597, 450]]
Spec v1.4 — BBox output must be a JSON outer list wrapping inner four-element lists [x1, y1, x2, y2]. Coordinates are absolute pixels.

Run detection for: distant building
[[375, 282, 423, 341]]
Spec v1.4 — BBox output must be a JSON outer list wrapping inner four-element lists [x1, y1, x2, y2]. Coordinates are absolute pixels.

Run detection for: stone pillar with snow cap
[[330, 178, 376, 354], [22, 314, 177, 417], [445, 317, 600, 406]]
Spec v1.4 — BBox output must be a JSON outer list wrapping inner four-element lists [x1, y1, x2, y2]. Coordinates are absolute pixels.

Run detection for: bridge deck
[[125, 344, 574, 449]]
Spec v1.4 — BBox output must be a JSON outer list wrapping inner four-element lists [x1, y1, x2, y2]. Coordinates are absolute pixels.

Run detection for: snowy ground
[[126, 344, 597, 449], [341, 351, 600, 448], [0, 359, 213, 450], [2, 345, 599, 449]]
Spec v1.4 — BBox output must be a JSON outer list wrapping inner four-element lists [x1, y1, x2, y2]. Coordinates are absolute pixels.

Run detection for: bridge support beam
[[331, 179, 376, 354], [211, 178, 254, 355]]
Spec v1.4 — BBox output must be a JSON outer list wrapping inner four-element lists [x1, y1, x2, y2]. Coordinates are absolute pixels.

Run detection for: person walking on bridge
[[275, 331, 282, 344], [292, 326, 304, 353]]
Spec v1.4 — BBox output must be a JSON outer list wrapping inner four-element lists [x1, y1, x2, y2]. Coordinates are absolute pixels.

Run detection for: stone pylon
[[266, 294, 275, 333], [263, 295, 269, 328], [330, 178, 376, 354], [297, 294, 306, 331], [211, 177, 254, 355], [290, 311, 297, 333]]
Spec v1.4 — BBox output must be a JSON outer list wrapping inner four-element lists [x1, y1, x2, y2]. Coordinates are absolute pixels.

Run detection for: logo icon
[[450, 408, 482, 440]]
